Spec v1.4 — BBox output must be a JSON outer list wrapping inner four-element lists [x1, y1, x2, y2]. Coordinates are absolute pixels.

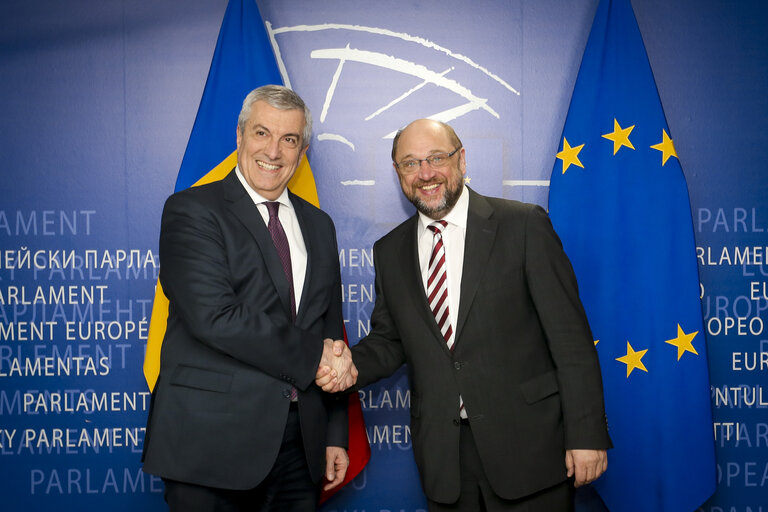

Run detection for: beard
[[410, 176, 464, 219]]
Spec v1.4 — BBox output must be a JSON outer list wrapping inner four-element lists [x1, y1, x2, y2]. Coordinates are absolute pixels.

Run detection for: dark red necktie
[[265, 202, 296, 321], [266, 202, 298, 401]]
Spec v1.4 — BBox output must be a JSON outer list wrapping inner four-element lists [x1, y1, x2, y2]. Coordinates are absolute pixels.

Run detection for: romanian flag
[[548, 0, 716, 510], [142, 0, 369, 502]]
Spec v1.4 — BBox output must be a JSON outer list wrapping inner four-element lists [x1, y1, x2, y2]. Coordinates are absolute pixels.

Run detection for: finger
[[325, 454, 335, 483], [574, 467, 586, 487], [338, 373, 352, 391], [321, 378, 338, 392], [323, 474, 342, 490], [324, 462, 344, 490], [577, 461, 594, 487], [335, 460, 349, 483], [565, 451, 575, 478], [333, 340, 345, 356], [339, 374, 354, 391], [327, 453, 349, 489]]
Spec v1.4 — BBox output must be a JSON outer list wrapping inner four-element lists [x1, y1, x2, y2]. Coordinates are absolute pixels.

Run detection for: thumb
[[565, 450, 575, 478], [326, 453, 336, 481]]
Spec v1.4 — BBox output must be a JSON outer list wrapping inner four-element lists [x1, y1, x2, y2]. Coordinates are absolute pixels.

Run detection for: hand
[[317, 339, 358, 392], [566, 449, 607, 487], [324, 446, 349, 491], [315, 339, 343, 390]]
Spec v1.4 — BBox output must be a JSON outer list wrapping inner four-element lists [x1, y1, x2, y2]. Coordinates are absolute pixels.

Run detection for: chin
[[413, 199, 446, 217]]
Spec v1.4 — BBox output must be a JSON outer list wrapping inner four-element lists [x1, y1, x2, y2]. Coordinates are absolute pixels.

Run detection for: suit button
[[453, 419, 460, 426], [453, 362, 462, 370], [282, 389, 292, 398]]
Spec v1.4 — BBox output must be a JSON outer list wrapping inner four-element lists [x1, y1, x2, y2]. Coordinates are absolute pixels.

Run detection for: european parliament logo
[[262, 17, 542, 217]]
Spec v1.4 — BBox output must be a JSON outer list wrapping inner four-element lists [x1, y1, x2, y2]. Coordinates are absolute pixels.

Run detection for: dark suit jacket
[[142, 170, 346, 490], [352, 188, 611, 503]]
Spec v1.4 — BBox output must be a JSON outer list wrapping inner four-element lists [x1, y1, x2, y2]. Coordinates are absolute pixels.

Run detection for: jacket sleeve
[[350, 240, 408, 389], [523, 205, 612, 449]]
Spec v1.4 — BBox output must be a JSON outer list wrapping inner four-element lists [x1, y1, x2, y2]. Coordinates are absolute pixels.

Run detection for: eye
[[254, 129, 268, 137], [428, 155, 445, 165], [282, 136, 298, 147], [400, 160, 418, 170]]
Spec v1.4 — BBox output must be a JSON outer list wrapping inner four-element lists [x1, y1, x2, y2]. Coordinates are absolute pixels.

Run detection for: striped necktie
[[427, 220, 454, 349]]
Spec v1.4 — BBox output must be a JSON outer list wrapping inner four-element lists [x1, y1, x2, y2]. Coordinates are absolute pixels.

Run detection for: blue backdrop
[[0, 1, 765, 511]]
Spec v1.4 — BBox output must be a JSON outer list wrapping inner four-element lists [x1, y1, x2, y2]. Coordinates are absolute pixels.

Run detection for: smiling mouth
[[257, 160, 280, 171], [420, 183, 441, 192]]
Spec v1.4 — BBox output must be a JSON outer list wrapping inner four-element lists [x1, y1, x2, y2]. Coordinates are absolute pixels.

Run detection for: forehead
[[244, 100, 304, 135], [396, 122, 453, 158]]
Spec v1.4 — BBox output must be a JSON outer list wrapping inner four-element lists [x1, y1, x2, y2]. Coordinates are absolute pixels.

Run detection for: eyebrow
[[250, 123, 301, 140], [398, 149, 451, 160]]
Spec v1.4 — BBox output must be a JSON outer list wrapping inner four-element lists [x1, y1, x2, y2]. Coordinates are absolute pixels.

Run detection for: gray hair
[[237, 85, 312, 146]]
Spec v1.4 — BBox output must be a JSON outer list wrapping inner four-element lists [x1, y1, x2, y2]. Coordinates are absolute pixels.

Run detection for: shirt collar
[[235, 165, 293, 210]]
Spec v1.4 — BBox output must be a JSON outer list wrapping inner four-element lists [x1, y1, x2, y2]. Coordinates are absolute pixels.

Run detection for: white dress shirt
[[417, 185, 469, 334], [236, 166, 307, 311], [417, 186, 469, 418]]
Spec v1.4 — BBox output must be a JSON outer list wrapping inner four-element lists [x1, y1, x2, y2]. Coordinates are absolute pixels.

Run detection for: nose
[[417, 159, 437, 180], [264, 137, 281, 160]]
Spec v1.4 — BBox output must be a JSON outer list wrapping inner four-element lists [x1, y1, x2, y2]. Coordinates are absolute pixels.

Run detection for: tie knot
[[265, 201, 280, 219], [428, 220, 448, 235]]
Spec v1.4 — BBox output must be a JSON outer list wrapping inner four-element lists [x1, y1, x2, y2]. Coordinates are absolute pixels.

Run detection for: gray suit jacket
[[352, 188, 611, 503], [142, 170, 346, 489]]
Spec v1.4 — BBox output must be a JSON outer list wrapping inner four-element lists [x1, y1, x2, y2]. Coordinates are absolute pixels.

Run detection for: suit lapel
[[223, 171, 294, 320], [456, 189, 497, 342]]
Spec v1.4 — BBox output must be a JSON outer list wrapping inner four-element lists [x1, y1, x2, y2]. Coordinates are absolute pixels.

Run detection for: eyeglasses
[[395, 146, 462, 174]]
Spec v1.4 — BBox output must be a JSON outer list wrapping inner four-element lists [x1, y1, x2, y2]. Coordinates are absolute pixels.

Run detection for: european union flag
[[548, 1, 716, 510]]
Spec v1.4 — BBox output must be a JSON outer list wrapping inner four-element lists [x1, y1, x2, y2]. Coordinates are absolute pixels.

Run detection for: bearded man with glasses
[[318, 119, 612, 512]]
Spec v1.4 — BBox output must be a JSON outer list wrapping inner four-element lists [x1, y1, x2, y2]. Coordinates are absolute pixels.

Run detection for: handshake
[[316, 339, 358, 392]]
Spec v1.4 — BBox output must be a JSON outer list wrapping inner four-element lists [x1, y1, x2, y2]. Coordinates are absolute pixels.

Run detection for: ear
[[458, 147, 467, 175], [236, 125, 243, 150]]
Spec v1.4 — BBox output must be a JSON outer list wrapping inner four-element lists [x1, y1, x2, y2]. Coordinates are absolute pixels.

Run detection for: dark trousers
[[163, 404, 318, 512], [427, 422, 573, 512]]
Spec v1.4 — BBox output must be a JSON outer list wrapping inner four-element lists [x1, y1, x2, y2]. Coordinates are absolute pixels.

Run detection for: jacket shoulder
[[479, 193, 544, 219], [164, 179, 226, 208], [373, 215, 416, 251], [289, 192, 336, 232]]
